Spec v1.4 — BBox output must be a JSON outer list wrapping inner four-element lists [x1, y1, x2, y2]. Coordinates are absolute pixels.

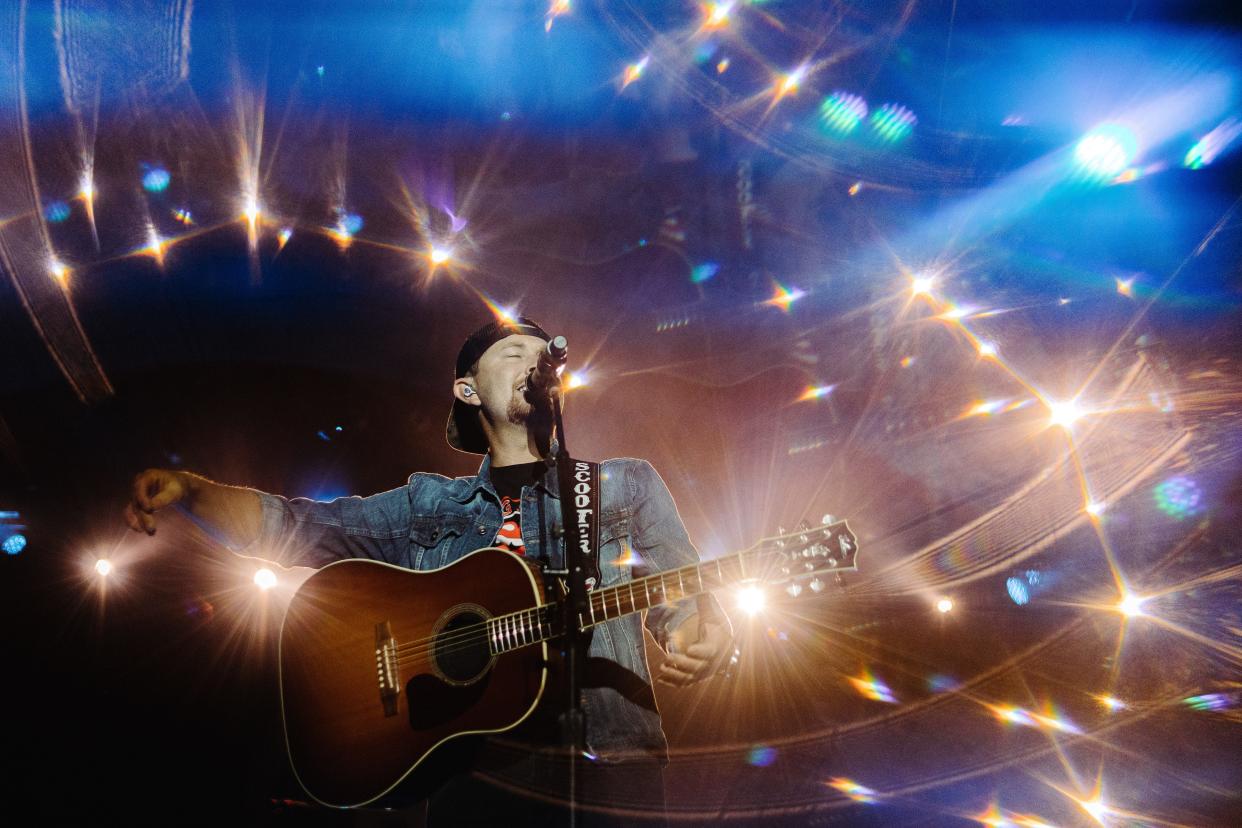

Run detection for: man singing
[[124, 316, 732, 825]]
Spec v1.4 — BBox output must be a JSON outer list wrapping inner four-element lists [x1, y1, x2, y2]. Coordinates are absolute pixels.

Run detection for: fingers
[[683, 641, 720, 661], [123, 501, 156, 535], [128, 469, 181, 535], [657, 652, 710, 686], [132, 471, 156, 512]]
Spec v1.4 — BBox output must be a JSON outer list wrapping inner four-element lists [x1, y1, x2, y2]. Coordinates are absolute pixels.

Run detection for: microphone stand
[[534, 371, 589, 827]]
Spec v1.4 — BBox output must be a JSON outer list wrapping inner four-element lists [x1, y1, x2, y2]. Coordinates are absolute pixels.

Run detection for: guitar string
[[381, 545, 848, 667], [386, 567, 706, 658], [387, 569, 719, 661], [388, 588, 651, 666], [385, 548, 811, 662], [386, 575, 717, 667]]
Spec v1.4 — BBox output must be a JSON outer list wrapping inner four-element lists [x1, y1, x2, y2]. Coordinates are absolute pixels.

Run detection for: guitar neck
[[484, 550, 759, 655], [581, 550, 757, 630], [484, 520, 857, 655]]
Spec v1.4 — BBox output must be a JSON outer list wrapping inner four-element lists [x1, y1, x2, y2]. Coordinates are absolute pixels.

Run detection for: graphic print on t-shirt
[[493, 495, 526, 556]]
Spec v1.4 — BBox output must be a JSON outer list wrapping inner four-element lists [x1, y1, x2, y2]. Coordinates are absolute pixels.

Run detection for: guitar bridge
[[375, 621, 400, 717]]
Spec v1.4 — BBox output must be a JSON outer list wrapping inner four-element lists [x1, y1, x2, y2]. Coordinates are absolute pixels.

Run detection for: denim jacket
[[252, 454, 717, 758]]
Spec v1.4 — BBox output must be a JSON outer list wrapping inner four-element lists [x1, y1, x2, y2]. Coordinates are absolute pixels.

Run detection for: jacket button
[[477, 526, 487, 535]]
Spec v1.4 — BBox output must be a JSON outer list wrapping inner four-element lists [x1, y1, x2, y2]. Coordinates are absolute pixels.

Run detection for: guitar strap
[[552, 459, 602, 594]]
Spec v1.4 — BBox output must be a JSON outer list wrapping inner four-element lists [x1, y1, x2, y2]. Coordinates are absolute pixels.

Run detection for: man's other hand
[[124, 469, 190, 536], [657, 617, 732, 687]]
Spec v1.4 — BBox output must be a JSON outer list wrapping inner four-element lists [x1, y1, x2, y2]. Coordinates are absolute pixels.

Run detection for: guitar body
[[278, 549, 548, 808]]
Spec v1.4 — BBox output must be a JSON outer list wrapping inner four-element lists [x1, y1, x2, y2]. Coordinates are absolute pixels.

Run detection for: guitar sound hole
[[434, 609, 493, 684]]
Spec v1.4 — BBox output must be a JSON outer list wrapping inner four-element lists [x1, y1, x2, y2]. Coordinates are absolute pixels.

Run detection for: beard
[[508, 387, 555, 431], [505, 392, 531, 425]]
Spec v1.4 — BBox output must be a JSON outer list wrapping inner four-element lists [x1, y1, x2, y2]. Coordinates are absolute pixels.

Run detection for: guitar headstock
[[750, 518, 859, 597]]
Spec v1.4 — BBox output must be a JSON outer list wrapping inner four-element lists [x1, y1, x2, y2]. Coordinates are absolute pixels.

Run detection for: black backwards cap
[[447, 316, 551, 454]]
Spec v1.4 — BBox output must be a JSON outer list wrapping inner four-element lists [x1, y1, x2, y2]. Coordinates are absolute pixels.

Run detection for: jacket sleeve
[[625, 459, 731, 650], [239, 485, 411, 569]]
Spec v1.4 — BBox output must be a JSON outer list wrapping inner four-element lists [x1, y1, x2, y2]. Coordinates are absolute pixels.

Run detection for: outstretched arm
[[124, 469, 262, 548]]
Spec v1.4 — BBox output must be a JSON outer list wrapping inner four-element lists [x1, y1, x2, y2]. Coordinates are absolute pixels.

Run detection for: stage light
[[1074, 124, 1137, 178], [1076, 795, 1111, 824], [746, 745, 777, 767], [1115, 277, 1135, 298], [820, 92, 868, 134], [1047, 399, 1083, 429], [1183, 693, 1230, 711], [621, 56, 649, 90], [774, 65, 808, 101], [254, 568, 277, 590], [827, 777, 877, 803], [429, 246, 453, 266], [977, 341, 997, 357], [938, 304, 972, 320], [797, 385, 835, 402], [2, 533, 25, 555], [142, 166, 170, 193], [44, 200, 70, 223], [95, 559, 113, 577], [1085, 500, 1106, 517], [144, 225, 166, 264], [1184, 117, 1241, 169], [544, 0, 571, 31], [870, 103, 917, 142], [848, 671, 896, 703], [566, 372, 587, 389], [936, 597, 954, 613], [173, 208, 194, 225], [690, 262, 719, 283], [764, 281, 805, 312], [78, 174, 95, 202], [990, 704, 1035, 727], [1006, 576, 1030, 606], [1117, 591, 1146, 618], [243, 194, 261, 231], [277, 227, 293, 249], [848, 182, 862, 196], [966, 399, 1006, 417], [1154, 476, 1203, 519], [49, 258, 69, 282], [704, 2, 734, 29], [910, 274, 934, 296], [1096, 695, 1126, 712], [736, 585, 766, 616], [716, 58, 729, 74]]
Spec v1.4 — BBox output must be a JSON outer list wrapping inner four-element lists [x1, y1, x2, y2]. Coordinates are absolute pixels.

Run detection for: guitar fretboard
[[484, 549, 761, 655], [482, 521, 855, 656]]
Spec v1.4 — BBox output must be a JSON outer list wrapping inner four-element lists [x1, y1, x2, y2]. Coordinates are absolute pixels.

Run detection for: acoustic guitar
[[278, 520, 859, 807]]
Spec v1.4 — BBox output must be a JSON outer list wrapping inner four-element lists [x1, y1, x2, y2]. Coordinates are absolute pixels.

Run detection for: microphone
[[525, 335, 568, 405]]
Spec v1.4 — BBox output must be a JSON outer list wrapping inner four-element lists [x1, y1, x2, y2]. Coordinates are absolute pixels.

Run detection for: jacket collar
[[449, 443, 562, 503]]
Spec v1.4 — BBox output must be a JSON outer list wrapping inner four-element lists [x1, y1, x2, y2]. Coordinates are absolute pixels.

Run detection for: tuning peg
[[774, 526, 787, 548], [785, 583, 803, 598], [821, 514, 837, 525], [809, 578, 825, 593]]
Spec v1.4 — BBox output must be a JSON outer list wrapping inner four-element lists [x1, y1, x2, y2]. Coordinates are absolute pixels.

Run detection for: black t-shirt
[[487, 461, 546, 557]]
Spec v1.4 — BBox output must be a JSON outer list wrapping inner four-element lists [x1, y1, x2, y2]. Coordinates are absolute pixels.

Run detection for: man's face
[[469, 334, 546, 425]]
